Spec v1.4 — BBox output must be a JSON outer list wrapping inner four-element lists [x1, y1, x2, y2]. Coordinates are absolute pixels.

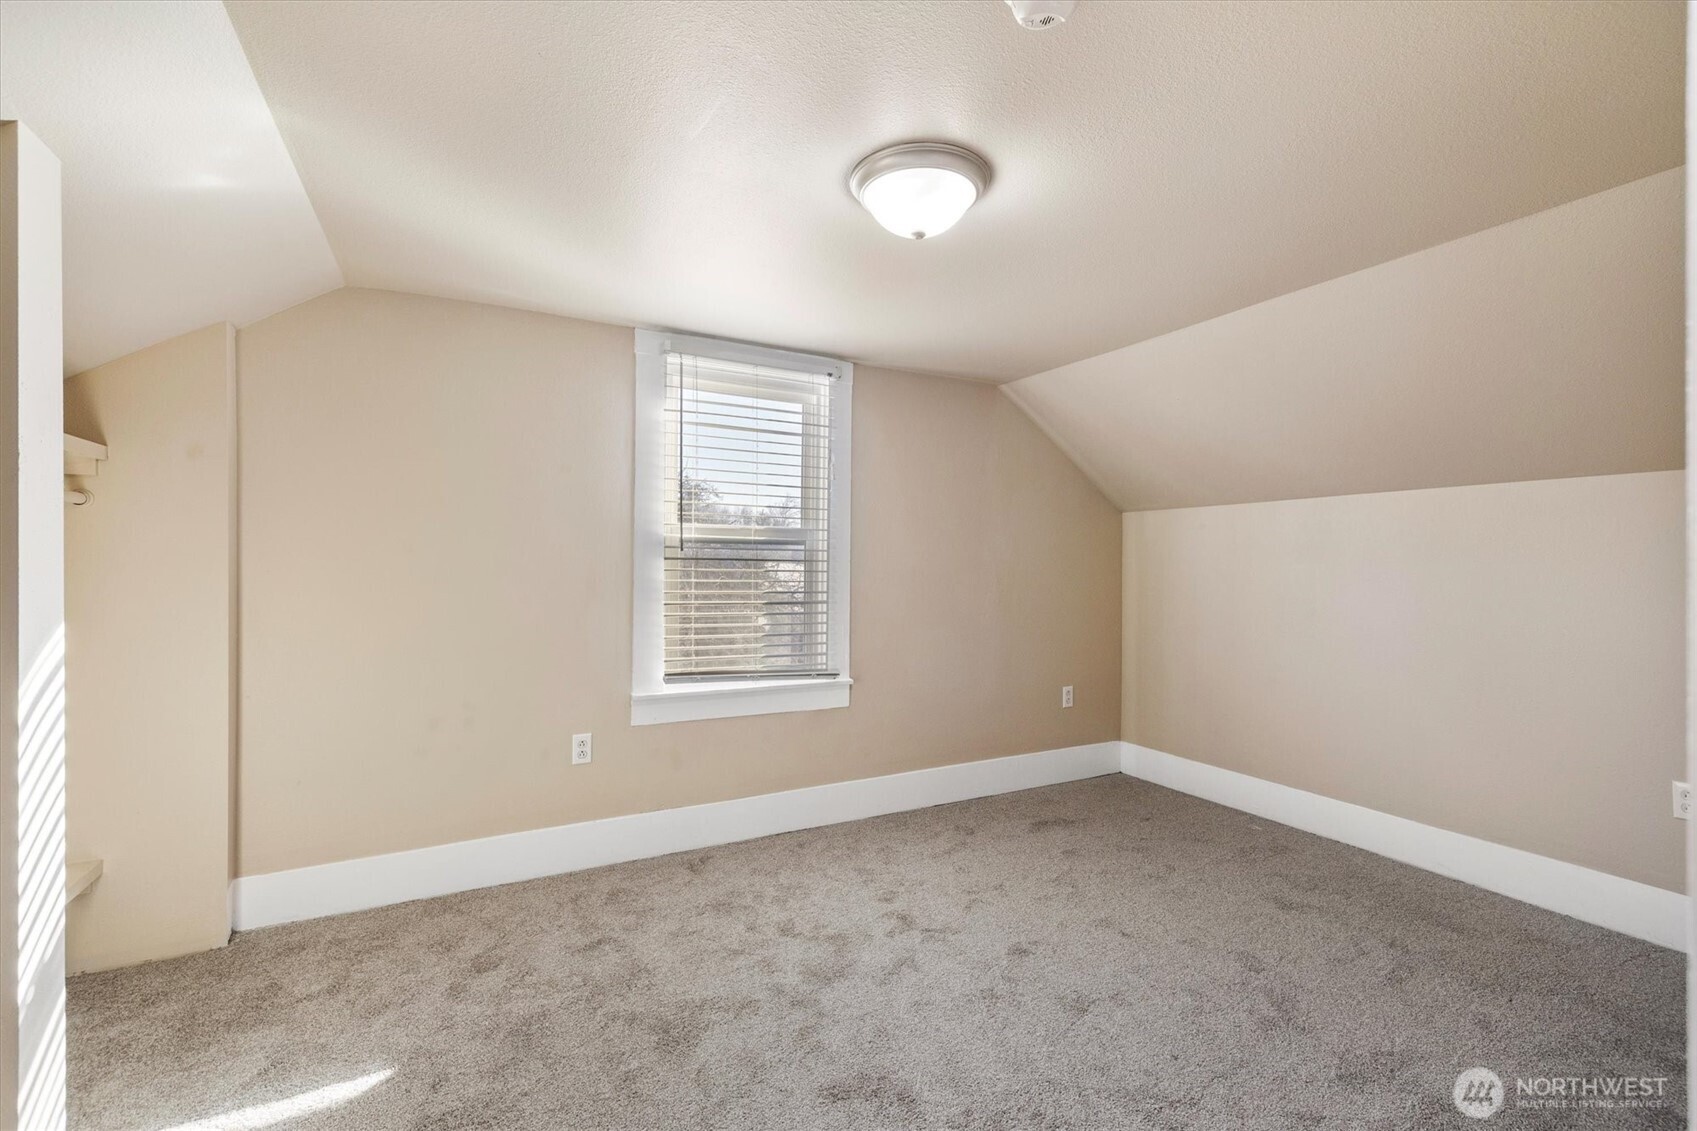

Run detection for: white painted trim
[[1121, 742, 1686, 950], [630, 328, 853, 726], [631, 328, 667, 704], [232, 741, 1121, 930], [631, 675, 850, 725]]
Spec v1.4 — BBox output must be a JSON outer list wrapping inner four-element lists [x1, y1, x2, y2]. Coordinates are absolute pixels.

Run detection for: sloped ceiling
[[0, 0, 1683, 511], [223, 0, 1682, 382], [0, 0, 341, 375], [1005, 170, 1685, 512]]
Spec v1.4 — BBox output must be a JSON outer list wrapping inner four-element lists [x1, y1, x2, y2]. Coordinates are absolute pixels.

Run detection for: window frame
[[631, 328, 852, 726]]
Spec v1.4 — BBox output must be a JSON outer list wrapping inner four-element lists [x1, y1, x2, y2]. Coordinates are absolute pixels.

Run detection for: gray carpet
[[68, 777, 1683, 1130]]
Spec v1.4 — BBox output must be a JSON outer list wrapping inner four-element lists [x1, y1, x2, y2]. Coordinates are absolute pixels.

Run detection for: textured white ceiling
[[0, 0, 342, 374], [223, 0, 1682, 381], [1005, 170, 1685, 511]]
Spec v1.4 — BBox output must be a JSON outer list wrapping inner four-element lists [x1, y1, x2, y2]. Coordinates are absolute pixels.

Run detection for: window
[[631, 330, 851, 724]]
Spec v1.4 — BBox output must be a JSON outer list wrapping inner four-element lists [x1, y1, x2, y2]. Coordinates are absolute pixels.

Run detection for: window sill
[[630, 676, 852, 726]]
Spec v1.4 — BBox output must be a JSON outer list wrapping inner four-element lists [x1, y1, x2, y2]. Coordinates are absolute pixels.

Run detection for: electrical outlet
[[1673, 781, 1691, 820], [571, 733, 592, 765], [1061, 685, 1074, 709]]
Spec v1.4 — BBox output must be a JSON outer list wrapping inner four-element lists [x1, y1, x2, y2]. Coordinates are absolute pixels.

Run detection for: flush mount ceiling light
[[849, 142, 991, 241]]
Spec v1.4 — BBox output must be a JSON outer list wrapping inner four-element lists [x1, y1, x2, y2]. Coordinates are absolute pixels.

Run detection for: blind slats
[[663, 351, 835, 680]]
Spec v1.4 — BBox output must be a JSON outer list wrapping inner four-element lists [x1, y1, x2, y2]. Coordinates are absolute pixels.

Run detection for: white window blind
[[663, 350, 837, 681]]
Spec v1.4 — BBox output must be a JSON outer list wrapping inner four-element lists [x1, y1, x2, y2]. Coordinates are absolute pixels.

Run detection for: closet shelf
[[66, 858, 103, 901], [63, 433, 107, 477]]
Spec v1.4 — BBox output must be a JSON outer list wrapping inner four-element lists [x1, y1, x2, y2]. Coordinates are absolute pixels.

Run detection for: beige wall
[[64, 323, 234, 972], [1125, 471, 1685, 892], [236, 288, 1120, 877]]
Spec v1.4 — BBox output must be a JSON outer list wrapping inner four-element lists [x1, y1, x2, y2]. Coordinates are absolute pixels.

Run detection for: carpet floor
[[68, 776, 1683, 1130]]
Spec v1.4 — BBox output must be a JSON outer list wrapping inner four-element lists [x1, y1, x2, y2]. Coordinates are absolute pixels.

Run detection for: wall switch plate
[[1061, 685, 1073, 709], [1673, 781, 1691, 820], [571, 733, 592, 765]]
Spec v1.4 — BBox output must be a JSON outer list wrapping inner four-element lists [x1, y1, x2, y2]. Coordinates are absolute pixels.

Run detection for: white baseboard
[[232, 738, 1683, 949], [1121, 742, 1686, 950], [232, 741, 1122, 931]]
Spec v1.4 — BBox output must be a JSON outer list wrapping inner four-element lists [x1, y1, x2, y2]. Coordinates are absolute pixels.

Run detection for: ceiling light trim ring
[[848, 142, 992, 203]]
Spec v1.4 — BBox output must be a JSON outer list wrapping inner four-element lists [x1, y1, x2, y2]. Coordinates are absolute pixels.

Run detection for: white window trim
[[631, 328, 852, 726]]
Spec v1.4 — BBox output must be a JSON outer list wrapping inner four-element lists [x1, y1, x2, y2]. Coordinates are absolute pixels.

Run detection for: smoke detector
[[1006, 0, 1076, 30]]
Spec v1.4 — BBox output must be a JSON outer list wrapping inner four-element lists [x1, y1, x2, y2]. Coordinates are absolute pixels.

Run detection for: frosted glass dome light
[[849, 143, 991, 240]]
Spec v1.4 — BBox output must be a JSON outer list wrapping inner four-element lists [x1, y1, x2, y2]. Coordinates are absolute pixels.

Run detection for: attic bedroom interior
[[0, 1, 1690, 1128]]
